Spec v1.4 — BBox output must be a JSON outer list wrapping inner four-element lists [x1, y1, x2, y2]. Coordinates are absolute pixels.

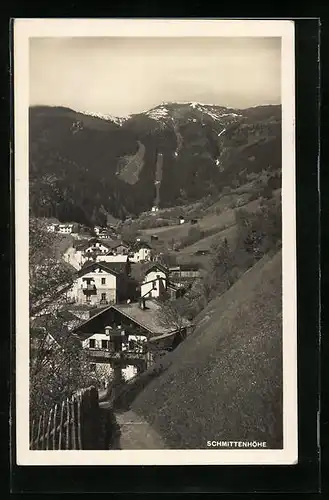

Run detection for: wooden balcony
[[81, 283, 96, 294], [84, 347, 147, 362]]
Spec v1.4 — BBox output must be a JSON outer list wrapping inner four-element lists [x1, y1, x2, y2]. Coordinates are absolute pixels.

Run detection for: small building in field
[[194, 249, 210, 256], [179, 216, 185, 225], [151, 206, 159, 213]]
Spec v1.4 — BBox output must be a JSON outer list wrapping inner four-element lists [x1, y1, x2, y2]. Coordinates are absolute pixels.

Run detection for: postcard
[[14, 18, 297, 465]]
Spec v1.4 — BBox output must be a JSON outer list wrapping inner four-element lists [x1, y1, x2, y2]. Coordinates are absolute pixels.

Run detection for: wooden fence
[[30, 386, 103, 450]]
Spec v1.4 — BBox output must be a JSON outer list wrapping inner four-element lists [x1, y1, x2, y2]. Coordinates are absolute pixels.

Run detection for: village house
[[130, 241, 152, 263], [64, 238, 114, 270], [64, 261, 138, 308], [151, 206, 159, 213], [94, 226, 117, 240], [140, 263, 168, 299], [72, 297, 193, 381], [96, 241, 132, 264], [84, 238, 112, 255], [140, 263, 186, 300], [46, 223, 58, 233], [58, 223, 74, 234], [169, 264, 201, 285], [179, 215, 185, 225], [98, 230, 113, 240], [63, 240, 90, 269]]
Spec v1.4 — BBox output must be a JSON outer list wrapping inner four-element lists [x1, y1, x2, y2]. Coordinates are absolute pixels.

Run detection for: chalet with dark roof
[[72, 298, 193, 376]]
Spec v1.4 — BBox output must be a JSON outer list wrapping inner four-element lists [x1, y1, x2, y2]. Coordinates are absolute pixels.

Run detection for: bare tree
[[29, 217, 95, 419], [29, 217, 75, 316], [155, 297, 193, 347]]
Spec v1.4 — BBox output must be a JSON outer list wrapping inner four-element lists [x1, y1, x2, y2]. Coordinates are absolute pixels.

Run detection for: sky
[[30, 37, 281, 117]]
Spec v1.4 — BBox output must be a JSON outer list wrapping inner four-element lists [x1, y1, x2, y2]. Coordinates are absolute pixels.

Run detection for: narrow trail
[[100, 401, 166, 449]]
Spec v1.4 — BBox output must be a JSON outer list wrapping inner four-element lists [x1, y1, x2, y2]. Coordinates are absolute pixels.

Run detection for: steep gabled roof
[[169, 263, 201, 272], [104, 240, 131, 252], [86, 238, 112, 248], [144, 263, 168, 276], [73, 299, 192, 340], [77, 261, 123, 277], [132, 241, 152, 251], [96, 260, 129, 275]]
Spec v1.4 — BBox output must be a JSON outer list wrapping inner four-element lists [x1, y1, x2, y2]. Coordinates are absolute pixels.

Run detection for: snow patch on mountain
[[145, 106, 169, 121], [144, 101, 243, 125], [78, 109, 130, 126]]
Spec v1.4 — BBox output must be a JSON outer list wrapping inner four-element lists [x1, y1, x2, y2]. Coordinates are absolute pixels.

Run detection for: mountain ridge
[[29, 102, 281, 225]]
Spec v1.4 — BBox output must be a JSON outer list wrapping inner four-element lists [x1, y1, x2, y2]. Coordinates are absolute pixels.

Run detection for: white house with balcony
[[65, 262, 118, 307]]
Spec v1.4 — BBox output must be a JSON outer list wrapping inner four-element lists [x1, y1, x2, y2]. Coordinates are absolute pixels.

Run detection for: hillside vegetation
[[116, 250, 283, 449], [29, 102, 281, 225]]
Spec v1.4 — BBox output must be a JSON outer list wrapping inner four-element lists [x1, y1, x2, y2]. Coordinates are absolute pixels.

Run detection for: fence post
[[36, 414, 42, 450], [58, 400, 65, 450], [71, 395, 76, 450], [31, 385, 101, 451], [41, 411, 46, 450], [52, 404, 58, 450], [46, 409, 53, 450], [30, 420, 35, 450], [65, 398, 70, 450], [77, 390, 82, 450]]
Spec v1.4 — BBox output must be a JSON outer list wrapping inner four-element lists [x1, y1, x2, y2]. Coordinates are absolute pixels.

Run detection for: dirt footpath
[[100, 401, 166, 449]]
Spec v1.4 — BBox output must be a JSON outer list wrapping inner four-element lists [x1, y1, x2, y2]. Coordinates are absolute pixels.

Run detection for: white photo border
[[14, 18, 297, 466]]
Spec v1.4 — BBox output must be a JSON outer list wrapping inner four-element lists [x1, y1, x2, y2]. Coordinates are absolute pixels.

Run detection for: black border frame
[[7, 17, 321, 495]]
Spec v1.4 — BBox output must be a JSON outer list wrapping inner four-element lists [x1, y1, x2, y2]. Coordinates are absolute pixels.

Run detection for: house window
[[101, 339, 108, 349], [101, 293, 107, 301], [89, 339, 96, 348], [152, 281, 157, 289], [101, 277, 106, 285], [129, 339, 136, 351], [86, 295, 91, 303]]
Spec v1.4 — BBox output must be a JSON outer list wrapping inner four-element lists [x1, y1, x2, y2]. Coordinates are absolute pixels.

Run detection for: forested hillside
[[29, 102, 281, 226]]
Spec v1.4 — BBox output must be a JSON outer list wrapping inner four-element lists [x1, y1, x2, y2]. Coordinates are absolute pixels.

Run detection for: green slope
[[127, 250, 283, 449]]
